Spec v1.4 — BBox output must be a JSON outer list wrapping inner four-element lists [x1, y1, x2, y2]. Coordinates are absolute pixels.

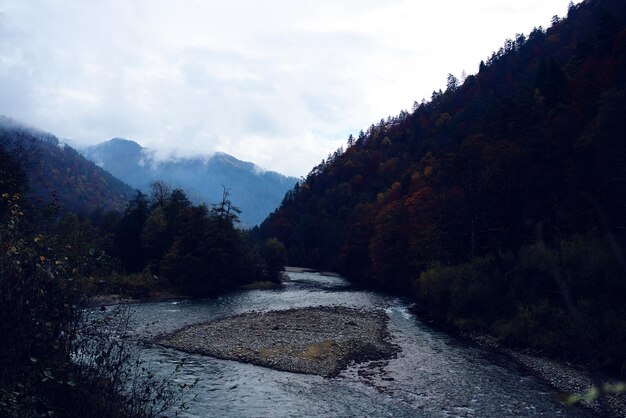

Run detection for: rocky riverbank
[[87, 289, 186, 308], [466, 333, 626, 417], [155, 306, 400, 377]]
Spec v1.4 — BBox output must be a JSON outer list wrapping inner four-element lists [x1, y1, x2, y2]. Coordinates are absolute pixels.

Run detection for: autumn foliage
[[260, 0, 626, 376]]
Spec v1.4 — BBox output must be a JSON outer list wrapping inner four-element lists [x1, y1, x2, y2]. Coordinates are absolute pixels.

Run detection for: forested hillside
[[260, 0, 626, 376], [0, 117, 135, 213]]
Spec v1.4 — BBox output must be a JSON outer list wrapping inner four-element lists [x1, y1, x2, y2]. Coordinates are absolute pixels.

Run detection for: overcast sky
[[0, 0, 578, 177]]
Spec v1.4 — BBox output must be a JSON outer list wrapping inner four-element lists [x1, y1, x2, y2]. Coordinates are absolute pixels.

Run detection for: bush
[[259, 238, 287, 282], [68, 306, 193, 417], [93, 269, 157, 299], [416, 256, 510, 327], [493, 301, 576, 357], [416, 235, 626, 376], [560, 234, 626, 301], [0, 195, 186, 417], [508, 244, 559, 304], [0, 194, 77, 392]]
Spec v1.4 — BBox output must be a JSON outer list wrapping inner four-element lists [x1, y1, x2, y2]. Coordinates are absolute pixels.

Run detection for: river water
[[127, 271, 590, 417]]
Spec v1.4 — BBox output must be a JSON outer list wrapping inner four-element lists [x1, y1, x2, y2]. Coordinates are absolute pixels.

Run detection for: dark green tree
[[115, 191, 149, 273], [259, 238, 287, 282]]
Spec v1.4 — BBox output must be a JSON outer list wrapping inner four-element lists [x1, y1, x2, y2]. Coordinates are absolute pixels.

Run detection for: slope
[[259, 0, 626, 376], [0, 117, 136, 213]]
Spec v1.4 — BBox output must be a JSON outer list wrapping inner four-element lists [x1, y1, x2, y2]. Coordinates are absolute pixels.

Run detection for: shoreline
[[450, 329, 626, 417], [86, 278, 287, 308], [409, 305, 626, 417], [86, 270, 297, 308], [284, 266, 342, 277], [86, 290, 187, 308]]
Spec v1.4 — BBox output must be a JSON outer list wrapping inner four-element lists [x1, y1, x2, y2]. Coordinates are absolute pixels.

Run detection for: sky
[[0, 0, 579, 177]]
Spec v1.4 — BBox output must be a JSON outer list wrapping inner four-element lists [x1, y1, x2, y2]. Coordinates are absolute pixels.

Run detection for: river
[[127, 270, 589, 417]]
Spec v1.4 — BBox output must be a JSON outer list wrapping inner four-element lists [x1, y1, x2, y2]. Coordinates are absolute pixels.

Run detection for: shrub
[[0, 195, 186, 417], [493, 300, 576, 357], [94, 269, 157, 299], [417, 256, 510, 327], [259, 238, 288, 282]]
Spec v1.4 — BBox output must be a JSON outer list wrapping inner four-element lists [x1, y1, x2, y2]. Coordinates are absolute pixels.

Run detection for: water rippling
[[126, 272, 589, 417]]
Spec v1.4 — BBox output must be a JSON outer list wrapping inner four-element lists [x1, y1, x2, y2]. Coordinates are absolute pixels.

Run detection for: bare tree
[[150, 180, 171, 208]]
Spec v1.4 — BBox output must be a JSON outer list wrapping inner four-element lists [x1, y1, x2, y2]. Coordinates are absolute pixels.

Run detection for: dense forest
[[0, 137, 285, 416], [103, 182, 287, 296], [259, 0, 626, 377], [0, 116, 136, 213]]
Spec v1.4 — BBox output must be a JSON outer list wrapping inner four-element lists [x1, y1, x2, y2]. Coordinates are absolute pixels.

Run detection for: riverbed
[[127, 270, 590, 417]]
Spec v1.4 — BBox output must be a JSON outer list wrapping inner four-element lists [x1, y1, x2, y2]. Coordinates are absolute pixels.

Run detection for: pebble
[[155, 306, 400, 377]]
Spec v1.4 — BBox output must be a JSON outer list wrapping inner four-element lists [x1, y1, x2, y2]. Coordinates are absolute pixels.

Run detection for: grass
[[301, 340, 338, 360]]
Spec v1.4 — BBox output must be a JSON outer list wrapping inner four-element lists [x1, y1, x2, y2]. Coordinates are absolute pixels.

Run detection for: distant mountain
[[82, 138, 297, 226], [0, 116, 136, 213]]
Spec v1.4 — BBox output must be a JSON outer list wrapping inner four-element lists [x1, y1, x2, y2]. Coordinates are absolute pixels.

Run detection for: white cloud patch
[[0, 0, 579, 176]]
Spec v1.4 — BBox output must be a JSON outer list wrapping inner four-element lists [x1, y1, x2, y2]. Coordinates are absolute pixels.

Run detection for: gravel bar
[[156, 306, 400, 377]]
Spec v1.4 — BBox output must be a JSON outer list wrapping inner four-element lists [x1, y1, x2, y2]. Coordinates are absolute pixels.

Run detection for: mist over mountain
[[82, 138, 297, 226], [0, 115, 62, 147], [0, 116, 135, 213]]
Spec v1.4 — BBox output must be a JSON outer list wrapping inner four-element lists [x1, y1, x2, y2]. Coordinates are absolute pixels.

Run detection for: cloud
[[0, 0, 579, 176]]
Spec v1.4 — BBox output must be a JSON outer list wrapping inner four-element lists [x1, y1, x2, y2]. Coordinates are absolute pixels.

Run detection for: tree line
[[106, 180, 286, 296]]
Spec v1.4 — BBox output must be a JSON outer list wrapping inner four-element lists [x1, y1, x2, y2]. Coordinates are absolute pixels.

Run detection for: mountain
[[259, 0, 626, 376], [82, 138, 297, 227], [0, 116, 135, 213]]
